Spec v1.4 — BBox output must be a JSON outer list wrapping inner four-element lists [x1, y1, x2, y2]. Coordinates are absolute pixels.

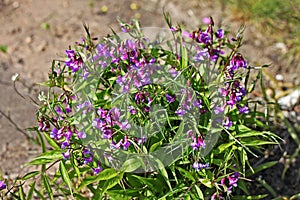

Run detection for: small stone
[[25, 36, 32, 44], [275, 74, 284, 81], [37, 40, 48, 52], [12, 1, 19, 9], [130, 3, 138, 10]]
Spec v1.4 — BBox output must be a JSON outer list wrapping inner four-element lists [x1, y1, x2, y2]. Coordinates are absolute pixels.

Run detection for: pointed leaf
[[59, 161, 73, 196], [42, 174, 53, 200]]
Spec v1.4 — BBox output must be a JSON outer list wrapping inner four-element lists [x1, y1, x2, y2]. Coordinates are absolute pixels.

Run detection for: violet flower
[[0, 180, 6, 190]]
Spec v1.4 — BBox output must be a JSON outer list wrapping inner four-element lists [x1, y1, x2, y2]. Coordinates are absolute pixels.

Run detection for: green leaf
[[246, 161, 278, 176], [130, 175, 160, 192], [231, 194, 268, 200], [27, 158, 54, 165], [21, 171, 40, 180], [199, 178, 213, 188], [149, 140, 162, 153], [176, 167, 195, 182], [36, 149, 63, 160], [107, 189, 140, 199], [42, 174, 53, 200], [28, 150, 63, 165], [73, 193, 89, 200], [194, 185, 204, 200], [154, 158, 172, 191], [241, 140, 277, 146], [79, 168, 118, 189], [19, 185, 26, 200], [102, 173, 124, 194], [43, 132, 60, 149], [214, 141, 235, 154], [27, 181, 36, 200], [33, 188, 46, 200], [59, 161, 73, 196], [180, 43, 188, 69], [0, 45, 7, 53], [121, 158, 141, 172]]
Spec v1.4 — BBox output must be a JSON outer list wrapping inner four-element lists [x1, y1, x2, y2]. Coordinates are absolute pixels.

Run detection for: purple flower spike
[[122, 135, 131, 150], [0, 180, 6, 190], [166, 94, 176, 103], [110, 139, 123, 150], [229, 54, 247, 71], [62, 149, 71, 159], [238, 105, 249, 114], [229, 172, 240, 187], [128, 106, 136, 115], [78, 130, 86, 139], [223, 117, 233, 129], [65, 50, 83, 73], [92, 162, 103, 175], [61, 141, 70, 149], [50, 127, 58, 139], [121, 120, 131, 130], [190, 136, 206, 150], [192, 161, 209, 171], [214, 106, 224, 114], [216, 29, 224, 39]]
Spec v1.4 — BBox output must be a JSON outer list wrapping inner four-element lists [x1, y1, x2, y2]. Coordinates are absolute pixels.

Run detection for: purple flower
[[228, 172, 240, 187], [50, 127, 59, 139], [93, 118, 106, 131], [122, 135, 131, 150], [223, 117, 233, 129], [65, 50, 83, 72], [0, 180, 6, 190], [187, 130, 194, 137], [175, 107, 187, 117], [202, 17, 211, 24], [194, 49, 208, 62], [110, 139, 123, 150], [214, 106, 224, 114], [228, 54, 247, 71], [82, 149, 93, 164], [77, 130, 86, 139], [61, 141, 70, 149], [192, 162, 209, 171], [218, 87, 229, 97], [166, 94, 176, 103], [65, 127, 73, 140], [109, 107, 120, 122], [238, 105, 249, 114], [190, 136, 206, 150], [62, 149, 70, 159], [170, 26, 178, 32], [92, 162, 103, 175], [170, 67, 178, 77], [216, 29, 224, 39], [135, 136, 147, 145], [102, 128, 113, 139], [80, 69, 90, 80], [128, 106, 136, 115], [199, 32, 211, 44], [38, 119, 50, 132], [121, 121, 131, 130], [193, 100, 202, 108]]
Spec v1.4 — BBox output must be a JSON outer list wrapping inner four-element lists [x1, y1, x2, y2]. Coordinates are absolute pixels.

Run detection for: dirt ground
[[0, 0, 299, 198]]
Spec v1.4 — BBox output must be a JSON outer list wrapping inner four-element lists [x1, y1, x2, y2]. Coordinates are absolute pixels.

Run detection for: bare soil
[[0, 0, 299, 198]]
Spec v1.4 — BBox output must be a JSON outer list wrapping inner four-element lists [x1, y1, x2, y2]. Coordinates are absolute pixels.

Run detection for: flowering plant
[[2, 14, 279, 200]]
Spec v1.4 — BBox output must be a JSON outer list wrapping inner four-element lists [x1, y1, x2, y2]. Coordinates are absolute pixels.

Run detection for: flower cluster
[[211, 172, 241, 199], [30, 16, 270, 199]]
